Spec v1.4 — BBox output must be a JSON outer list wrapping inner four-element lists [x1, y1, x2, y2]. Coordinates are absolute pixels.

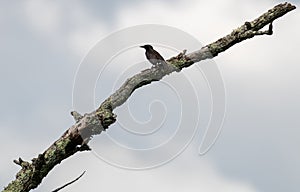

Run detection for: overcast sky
[[1, 1, 300, 192]]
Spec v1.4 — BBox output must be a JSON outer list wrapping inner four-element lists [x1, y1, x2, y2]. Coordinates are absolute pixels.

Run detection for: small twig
[[13, 157, 24, 166], [253, 22, 273, 35], [52, 171, 86, 192], [13, 157, 30, 168], [70, 111, 83, 122]]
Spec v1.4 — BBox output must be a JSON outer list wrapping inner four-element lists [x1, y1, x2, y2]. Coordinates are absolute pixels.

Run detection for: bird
[[140, 44, 166, 66]]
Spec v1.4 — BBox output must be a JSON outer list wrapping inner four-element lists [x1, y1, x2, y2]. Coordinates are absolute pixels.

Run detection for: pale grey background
[[1, 0, 299, 191]]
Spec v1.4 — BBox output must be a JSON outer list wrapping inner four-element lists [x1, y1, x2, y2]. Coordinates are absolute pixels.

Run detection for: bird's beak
[[140, 45, 145, 49]]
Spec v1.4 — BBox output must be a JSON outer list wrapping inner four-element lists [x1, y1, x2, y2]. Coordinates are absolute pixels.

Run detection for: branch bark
[[3, 2, 296, 192]]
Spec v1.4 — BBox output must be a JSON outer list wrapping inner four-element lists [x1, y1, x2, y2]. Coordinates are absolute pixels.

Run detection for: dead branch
[[3, 2, 296, 192]]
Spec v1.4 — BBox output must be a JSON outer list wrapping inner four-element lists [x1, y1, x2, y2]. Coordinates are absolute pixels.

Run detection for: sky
[[0, 0, 300, 192]]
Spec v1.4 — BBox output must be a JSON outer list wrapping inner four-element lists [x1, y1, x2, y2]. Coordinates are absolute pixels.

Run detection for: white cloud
[[25, 0, 62, 35], [117, 0, 272, 44], [2, 0, 299, 191], [24, 0, 107, 57]]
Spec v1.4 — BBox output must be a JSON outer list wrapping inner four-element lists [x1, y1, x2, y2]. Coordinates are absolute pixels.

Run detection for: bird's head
[[140, 44, 153, 50]]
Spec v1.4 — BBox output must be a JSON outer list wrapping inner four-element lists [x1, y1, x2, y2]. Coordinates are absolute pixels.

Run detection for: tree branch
[[3, 2, 296, 192], [51, 171, 86, 192]]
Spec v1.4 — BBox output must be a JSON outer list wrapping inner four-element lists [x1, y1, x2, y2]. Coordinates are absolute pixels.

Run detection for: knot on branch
[[167, 49, 193, 71], [245, 21, 251, 29], [31, 154, 45, 167], [97, 101, 117, 130]]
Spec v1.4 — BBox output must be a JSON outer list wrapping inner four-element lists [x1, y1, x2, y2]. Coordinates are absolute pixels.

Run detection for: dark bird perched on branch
[[140, 44, 166, 66]]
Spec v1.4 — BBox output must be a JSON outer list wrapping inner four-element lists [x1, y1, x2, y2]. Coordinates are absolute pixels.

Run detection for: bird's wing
[[152, 50, 165, 61]]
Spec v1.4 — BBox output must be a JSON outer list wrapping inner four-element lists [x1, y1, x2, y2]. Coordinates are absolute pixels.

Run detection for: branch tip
[[52, 171, 86, 192], [71, 111, 83, 122], [13, 157, 23, 166], [268, 22, 273, 35]]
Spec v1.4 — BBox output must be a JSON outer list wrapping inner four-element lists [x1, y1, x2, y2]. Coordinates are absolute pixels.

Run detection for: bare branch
[[3, 2, 296, 192], [52, 171, 86, 192]]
